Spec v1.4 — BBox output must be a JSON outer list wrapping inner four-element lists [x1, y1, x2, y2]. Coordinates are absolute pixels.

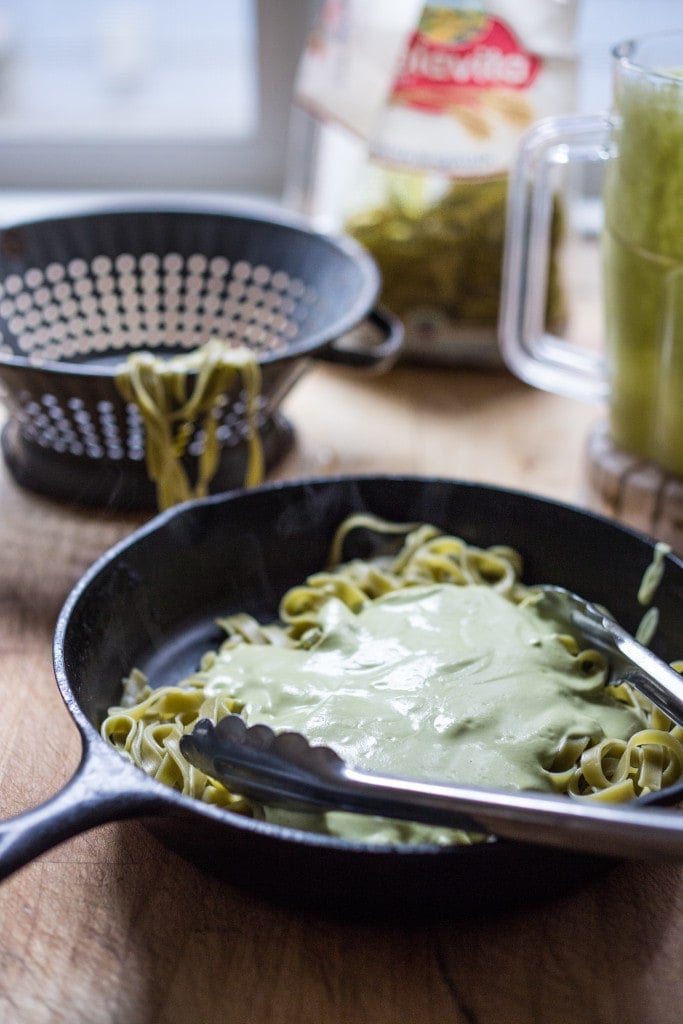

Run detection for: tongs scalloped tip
[[534, 584, 683, 728], [180, 714, 683, 861]]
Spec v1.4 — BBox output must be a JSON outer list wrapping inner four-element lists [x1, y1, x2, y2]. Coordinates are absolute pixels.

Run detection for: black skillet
[[2, 475, 682, 919]]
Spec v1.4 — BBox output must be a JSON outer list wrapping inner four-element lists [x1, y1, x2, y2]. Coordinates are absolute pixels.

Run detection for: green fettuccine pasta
[[116, 339, 264, 510]]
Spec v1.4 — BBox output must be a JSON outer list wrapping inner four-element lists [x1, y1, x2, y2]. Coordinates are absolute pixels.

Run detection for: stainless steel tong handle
[[180, 715, 683, 861]]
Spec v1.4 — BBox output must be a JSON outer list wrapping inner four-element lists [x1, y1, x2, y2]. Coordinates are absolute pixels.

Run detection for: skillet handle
[[317, 306, 404, 374], [0, 738, 162, 881]]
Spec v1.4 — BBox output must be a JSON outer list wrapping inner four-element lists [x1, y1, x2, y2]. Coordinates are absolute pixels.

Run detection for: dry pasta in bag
[[289, 0, 578, 365]]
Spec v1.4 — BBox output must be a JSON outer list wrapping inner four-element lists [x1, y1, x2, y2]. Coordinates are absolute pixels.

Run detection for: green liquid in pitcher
[[604, 68, 683, 476]]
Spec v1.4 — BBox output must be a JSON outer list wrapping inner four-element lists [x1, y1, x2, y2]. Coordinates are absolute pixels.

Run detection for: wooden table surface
[[1, 359, 682, 1024]]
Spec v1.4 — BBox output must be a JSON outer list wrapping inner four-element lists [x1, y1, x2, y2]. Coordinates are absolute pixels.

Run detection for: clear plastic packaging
[[288, 0, 578, 366]]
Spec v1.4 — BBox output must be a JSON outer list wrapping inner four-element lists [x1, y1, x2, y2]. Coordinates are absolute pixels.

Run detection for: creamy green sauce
[[203, 584, 641, 844]]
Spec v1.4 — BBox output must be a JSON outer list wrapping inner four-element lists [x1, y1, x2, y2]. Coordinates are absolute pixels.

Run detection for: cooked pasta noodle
[[631, 541, 670, 646], [115, 340, 264, 510], [101, 514, 683, 845], [101, 668, 255, 813]]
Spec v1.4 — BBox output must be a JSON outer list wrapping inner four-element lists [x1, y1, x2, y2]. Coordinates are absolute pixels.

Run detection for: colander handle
[[317, 306, 403, 373]]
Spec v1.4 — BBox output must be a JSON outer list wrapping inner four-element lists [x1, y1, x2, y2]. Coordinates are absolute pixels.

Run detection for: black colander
[[0, 197, 402, 510]]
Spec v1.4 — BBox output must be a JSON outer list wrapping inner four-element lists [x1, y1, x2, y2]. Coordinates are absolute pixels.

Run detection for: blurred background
[[0, 0, 677, 201]]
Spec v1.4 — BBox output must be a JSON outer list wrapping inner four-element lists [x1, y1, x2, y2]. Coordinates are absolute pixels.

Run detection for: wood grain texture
[[1, 363, 681, 1024]]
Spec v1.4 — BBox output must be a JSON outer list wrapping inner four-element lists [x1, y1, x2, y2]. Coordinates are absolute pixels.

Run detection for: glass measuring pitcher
[[500, 30, 683, 479]]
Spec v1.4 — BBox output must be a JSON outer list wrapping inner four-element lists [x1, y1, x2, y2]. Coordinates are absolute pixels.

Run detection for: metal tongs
[[180, 587, 683, 860], [534, 585, 683, 726]]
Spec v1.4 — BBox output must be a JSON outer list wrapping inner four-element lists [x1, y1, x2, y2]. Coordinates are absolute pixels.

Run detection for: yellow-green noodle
[[115, 339, 264, 510]]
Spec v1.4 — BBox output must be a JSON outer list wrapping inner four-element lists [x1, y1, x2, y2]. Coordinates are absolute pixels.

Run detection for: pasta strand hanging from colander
[[115, 340, 264, 510]]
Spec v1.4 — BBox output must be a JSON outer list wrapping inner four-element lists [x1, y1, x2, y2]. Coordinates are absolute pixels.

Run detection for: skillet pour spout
[[1, 475, 683, 919]]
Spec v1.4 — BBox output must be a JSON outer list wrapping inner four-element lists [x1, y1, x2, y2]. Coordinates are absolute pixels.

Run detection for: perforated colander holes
[[0, 253, 320, 362], [15, 391, 132, 460], [12, 388, 272, 461], [187, 390, 272, 456]]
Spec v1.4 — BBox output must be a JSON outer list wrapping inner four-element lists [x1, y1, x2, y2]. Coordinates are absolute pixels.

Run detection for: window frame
[[0, 0, 315, 196]]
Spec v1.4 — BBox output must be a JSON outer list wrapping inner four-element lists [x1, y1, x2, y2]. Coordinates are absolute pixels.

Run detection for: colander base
[[1, 413, 294, 512]]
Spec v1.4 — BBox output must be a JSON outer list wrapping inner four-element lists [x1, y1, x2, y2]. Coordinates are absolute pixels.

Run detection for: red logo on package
[[390, 12, 541, 114]]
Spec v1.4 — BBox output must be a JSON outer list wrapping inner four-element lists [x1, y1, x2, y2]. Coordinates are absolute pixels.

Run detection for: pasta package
[[289, 0, 578, 365]]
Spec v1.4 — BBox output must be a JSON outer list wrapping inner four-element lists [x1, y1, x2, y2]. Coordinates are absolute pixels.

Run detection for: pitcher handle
[[499, 114, 612, 402]]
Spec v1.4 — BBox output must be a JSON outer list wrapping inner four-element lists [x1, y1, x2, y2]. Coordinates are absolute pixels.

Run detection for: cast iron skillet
[[2, 475, 683, 919]]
